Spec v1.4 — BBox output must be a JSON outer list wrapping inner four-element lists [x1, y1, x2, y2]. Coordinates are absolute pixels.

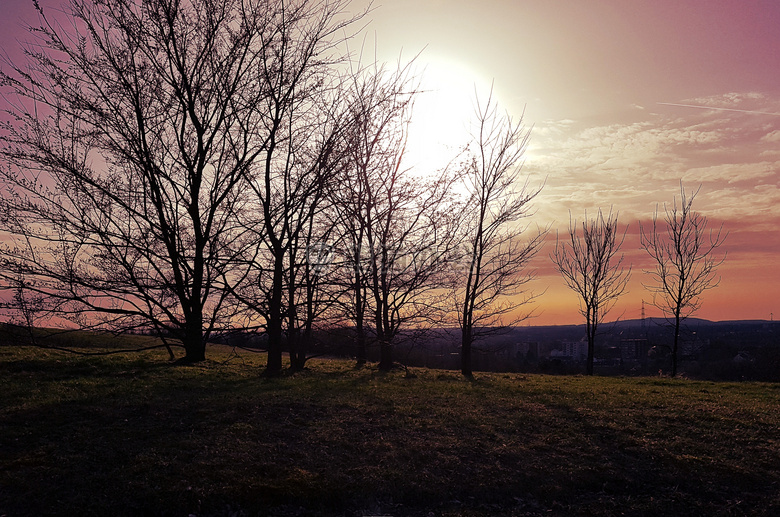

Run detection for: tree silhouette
[[640, 184, 726, 377], [333, 61, 460, 371], [0, 0, 363, 363], [455, 90, 545, 378], [331, 61, 419, 367], [552, 209, 631, 375]]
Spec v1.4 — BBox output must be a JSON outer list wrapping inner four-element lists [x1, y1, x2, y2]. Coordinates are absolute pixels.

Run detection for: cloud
[[686, 92, 770, 108], [760, 130, 780, 142], [684, 162, 778, 184], [525, 93, 780, 227]]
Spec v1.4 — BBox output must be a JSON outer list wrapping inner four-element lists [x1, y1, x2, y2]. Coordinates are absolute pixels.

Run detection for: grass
[[1, 342, 779, 516]]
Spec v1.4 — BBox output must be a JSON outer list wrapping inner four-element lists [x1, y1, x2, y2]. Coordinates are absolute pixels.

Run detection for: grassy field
[[1, 340, 779, 516]]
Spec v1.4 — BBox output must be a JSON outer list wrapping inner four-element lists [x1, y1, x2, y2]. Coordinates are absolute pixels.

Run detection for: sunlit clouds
[[528, 93, 780, 222]]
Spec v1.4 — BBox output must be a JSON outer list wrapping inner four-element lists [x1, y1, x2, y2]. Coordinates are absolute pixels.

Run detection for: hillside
[[1, 344, 779, 516]]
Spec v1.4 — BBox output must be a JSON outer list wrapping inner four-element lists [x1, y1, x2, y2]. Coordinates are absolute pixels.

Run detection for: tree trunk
[[181, 318, 206, 363], [672, 314, 681, 377], [289, 328, 308, 372], [378, 339, 393, 371], [376, 299, 393, 370], [461, 326, 473, 377], [586, 336, 594, 376], [353, 270, 367, 366], [289, 350, 306, 372], [265, 258, 285, 376], [266, 315, 283, 375], [585, 317, 595, 376], [355, 324, 366, 367]]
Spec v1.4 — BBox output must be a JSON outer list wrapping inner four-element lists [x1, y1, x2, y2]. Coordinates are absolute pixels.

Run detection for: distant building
[[620, 338, 649, 363], [565, 340, 587, 361], [549, 340, 586, 361]]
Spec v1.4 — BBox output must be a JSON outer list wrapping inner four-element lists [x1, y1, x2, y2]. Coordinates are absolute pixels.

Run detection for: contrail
[[657, 102, 780, 116]]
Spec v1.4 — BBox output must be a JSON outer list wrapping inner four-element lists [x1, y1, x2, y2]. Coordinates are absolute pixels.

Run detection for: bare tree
[[280, 158, 347, 373], [0, 0, 296, 362], [225, 89, 352, 374], [364, 166, 460, 371], [330, 59, 418, 367], [232, 0, 363, 375], [551, 209, 631, 375], [330, 190, 371, 366], [640, 184, 726, 377], [332, 61, 460, 370], [331, 186, 371, 366], [284, 218, 340, 371], [455, 90, 545, 378]]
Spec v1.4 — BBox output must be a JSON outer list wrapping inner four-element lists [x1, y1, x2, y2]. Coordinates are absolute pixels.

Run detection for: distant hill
[[523, 317, 775, 330]]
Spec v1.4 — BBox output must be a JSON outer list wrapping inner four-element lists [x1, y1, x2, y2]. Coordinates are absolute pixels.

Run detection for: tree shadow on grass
[[1, 359, 779, 516]]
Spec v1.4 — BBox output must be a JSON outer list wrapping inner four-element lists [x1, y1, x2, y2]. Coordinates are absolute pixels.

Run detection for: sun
[[403, 56, 495, 173]]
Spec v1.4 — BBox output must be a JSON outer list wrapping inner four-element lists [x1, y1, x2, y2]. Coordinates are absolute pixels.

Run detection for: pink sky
[[354, 0, 780, 324], [2, 0, 779, 325]]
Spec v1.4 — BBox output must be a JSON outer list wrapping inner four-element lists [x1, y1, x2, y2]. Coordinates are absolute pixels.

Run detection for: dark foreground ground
[[1, 342, 779, 516]]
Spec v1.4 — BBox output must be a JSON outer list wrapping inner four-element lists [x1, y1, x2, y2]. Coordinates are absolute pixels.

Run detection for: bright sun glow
[[403, 57, 495, 173]]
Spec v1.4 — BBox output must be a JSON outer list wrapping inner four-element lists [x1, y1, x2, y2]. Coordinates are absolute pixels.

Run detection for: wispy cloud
[[658, 93, 780, 116], [526, 93, 780, 225]]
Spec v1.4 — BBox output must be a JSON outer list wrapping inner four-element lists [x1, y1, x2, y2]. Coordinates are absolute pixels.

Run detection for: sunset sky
[[2, 0, 779, 325], [350, 0, 780, 325]]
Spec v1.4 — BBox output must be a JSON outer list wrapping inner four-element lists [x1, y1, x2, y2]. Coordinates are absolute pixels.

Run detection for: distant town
[[236, 318, 779, 382]]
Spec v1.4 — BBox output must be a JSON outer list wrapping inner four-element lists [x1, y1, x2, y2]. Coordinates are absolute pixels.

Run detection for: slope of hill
[[1, 344, 779, 516]]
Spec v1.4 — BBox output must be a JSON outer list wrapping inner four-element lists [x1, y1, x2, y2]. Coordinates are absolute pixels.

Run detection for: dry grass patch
[[1, 343, 779, 516]]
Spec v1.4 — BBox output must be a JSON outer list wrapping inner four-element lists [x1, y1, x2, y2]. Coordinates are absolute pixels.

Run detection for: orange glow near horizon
[[521, 211, 780, 326]]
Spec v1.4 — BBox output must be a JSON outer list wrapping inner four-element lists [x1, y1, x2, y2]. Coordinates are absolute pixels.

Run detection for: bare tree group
[[0, 0, 364, 370], [553, 186, 726, 377], [0, 0, 726, 378], [0, 0, 546, 375]]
